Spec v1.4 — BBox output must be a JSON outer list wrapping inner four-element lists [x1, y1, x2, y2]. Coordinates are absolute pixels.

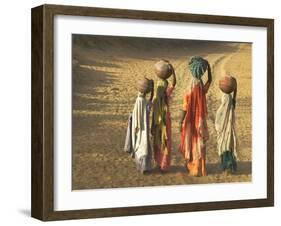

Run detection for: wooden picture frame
[[31, 4, 274, 221]]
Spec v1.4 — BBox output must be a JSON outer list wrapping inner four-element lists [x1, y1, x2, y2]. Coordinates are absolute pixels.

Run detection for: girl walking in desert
[[179, 56, 212, 177], [215, 75, 238, 175], [124, 78, 154, 174], [151, 60, 176, 172]]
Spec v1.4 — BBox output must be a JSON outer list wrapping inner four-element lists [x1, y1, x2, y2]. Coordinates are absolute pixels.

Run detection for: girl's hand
[[169, 64, 175, 74]]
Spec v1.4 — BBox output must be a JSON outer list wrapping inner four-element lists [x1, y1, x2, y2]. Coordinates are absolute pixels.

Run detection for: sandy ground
[[72, 35, 252, 190]]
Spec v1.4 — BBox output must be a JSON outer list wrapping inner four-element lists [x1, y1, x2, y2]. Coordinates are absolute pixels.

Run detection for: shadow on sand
[[148, 161, 251, 176], [207, 161, 252, 175]]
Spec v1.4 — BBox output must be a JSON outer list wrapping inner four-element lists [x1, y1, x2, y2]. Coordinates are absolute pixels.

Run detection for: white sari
[[215, 93, 238, 158], [131, 93, 152, 172]]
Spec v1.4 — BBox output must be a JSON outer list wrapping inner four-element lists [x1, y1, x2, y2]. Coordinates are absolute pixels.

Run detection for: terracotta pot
[[137, 78, 151, 94], [154, 60, 172, 80], [219, 75, 237, 94]]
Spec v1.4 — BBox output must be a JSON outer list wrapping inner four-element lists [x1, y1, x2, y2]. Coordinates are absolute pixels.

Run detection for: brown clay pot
[[137, 78, 151, 94], [219, 75, 237, 94], [154, 60, 172, 80]]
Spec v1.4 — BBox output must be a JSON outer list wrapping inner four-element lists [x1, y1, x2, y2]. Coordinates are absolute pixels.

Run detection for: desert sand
[[72, 35, 252, 190]]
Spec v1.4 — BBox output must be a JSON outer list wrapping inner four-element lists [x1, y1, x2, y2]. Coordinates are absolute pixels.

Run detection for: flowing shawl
[[131, 93, 150, 160], [152, 79, 169, 155], [124, 113, 133, 154], [215, 94, 237, 157], [179, 78, 209, 161], [131, 93, 153, 175]]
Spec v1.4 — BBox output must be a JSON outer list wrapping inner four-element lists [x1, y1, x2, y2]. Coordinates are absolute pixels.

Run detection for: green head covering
[[188, 56, 208, 79]]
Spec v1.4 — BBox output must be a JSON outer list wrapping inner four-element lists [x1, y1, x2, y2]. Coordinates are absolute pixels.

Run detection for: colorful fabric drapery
[[179, 78, 209, 176], [152, 79, 174, 171]]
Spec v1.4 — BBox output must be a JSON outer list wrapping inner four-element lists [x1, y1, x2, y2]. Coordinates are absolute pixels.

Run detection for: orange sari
[[179, 78, 209, 176]]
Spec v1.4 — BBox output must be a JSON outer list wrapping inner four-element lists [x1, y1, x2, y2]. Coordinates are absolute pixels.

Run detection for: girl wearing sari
[[152, 62, 176, 172], [215, 76, 238, 174], [124, 78, 154, 174], [179, 57, 212, 177]]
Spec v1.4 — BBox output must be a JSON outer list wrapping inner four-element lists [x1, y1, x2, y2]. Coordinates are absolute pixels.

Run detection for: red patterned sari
[[179, 78, 209, 176]]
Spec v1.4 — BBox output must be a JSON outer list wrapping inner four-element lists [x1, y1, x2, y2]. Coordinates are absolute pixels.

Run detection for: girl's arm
[[179, 94, 189, 132], [149, 79, 154, 102], [170, 64, 177, 88], [179, 110, 187, 132], [233, 78, 237, 109], [204, 61, 212, 93]]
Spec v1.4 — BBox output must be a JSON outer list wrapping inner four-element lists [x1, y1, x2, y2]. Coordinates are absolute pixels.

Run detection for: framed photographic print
[[31, 4, 274, 221]]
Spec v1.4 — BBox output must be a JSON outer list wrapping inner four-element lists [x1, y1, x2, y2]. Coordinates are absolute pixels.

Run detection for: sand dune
[[72, 35, 252, 190]]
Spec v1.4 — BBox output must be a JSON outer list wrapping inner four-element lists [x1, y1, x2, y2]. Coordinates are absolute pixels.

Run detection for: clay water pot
[[219, 75, 237, 94], [137, 78, 151, 94], [154, 60, 173, 80]]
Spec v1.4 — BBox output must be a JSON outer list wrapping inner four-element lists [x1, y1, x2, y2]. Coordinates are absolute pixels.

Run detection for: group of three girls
[[124, 57, 237, 176]]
